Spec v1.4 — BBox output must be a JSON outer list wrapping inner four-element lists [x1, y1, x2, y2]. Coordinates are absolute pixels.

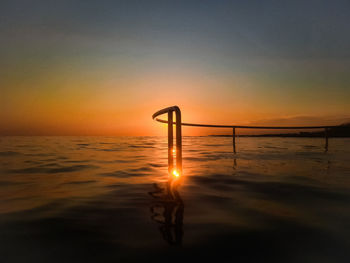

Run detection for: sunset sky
[[1, 0, 349, 136]]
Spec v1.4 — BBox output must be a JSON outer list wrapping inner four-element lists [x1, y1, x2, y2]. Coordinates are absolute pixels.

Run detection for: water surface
[[1, 136, 350, 262]]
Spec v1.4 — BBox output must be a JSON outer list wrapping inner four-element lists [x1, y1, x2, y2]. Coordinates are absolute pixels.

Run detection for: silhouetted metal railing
[[153, 105, 340, 175], [153, 106, 182, 176]]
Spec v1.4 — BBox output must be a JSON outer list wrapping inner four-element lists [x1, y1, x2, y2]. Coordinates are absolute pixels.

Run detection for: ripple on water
[[0, 151, 21, 156], [9, 164, 99, 174], [99, 167, 153, 178]]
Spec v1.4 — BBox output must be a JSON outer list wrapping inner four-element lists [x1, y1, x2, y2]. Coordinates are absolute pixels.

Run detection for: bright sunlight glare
[[172, 170, 180, 177]]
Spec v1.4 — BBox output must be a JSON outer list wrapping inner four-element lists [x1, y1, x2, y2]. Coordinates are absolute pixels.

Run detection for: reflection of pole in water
[[232, 157, 237, 172], [149, 178, 184, 246], [325, 128, 329, 152], [158, 196, 183, 246], [326, 160, 331, 176]]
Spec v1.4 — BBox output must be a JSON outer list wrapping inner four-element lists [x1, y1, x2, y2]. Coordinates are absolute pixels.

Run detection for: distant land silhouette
[[210, 123, 350, 138]]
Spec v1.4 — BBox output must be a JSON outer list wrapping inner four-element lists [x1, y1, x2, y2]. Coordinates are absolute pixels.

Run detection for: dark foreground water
[[1, 136, 350, 263]]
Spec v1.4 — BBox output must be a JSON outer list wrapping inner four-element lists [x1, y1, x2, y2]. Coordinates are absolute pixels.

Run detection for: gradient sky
[[1, 0, 349, 135]]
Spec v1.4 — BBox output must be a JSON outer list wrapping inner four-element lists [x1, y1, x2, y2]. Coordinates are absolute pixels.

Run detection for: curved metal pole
[[174, 107, 182, 174], [153, 106, 182, 175], [168, 111, 173, 174]]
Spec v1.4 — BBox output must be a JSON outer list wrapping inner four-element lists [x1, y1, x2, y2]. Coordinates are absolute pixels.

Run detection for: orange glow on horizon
[[1, 66, 349, 136]]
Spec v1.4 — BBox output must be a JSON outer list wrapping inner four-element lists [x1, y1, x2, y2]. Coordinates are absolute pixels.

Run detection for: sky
[[1, 0, 349, 135]]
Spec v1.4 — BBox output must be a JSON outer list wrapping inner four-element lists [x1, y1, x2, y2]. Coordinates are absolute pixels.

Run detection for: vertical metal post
[[168, 111, 174, 173], [232, 127, 236, 154], [325, 127, 328, 152], [175, 108, 182, 174]]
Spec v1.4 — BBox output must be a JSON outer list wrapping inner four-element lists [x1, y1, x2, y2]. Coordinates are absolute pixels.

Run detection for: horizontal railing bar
[[155, 118, 340, 129]]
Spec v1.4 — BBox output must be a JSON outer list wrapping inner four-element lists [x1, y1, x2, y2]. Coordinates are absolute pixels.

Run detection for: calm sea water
[[1, 136, 350, 263]]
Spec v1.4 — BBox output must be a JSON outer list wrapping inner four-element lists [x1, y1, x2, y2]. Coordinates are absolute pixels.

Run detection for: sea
[[1, 136, 350, 263]]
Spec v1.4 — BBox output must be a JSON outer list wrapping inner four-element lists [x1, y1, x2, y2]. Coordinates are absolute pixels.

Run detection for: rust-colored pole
[[233, 127, 236, 154], [175, 108, 182, 174], [325, 128, 329, 152], [168, 111, 174, 174]]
